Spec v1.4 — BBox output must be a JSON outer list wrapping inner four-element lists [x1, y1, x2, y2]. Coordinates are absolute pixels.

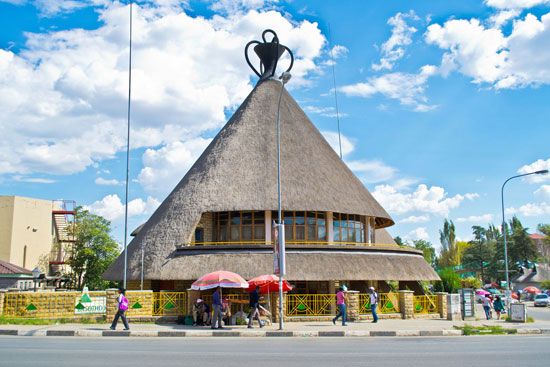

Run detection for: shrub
[[433, 268, 462, 293]]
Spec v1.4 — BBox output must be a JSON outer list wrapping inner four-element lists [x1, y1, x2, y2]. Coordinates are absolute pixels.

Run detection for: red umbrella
[[191, 270, 249, 290], [247, 274, 292, 294], [523, 286, 540, 294]]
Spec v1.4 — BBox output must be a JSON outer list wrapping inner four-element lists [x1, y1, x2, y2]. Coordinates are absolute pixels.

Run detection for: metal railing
[[185, 241, 398, 247], [413, 295, 438, 314], [359, 293, 400, 314], [152, 292, 186, 316], [286, 294, 335, 316]]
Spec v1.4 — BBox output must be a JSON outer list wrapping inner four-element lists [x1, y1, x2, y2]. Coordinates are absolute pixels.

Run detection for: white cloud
[[95, 177, 121, 186], [305, 106, 348, 118], [406, 227, 430, 241], [534, 185, 550, 201], [400, 215, 430, 224], [137, 137, 212, 195], [372, 11, 419, 71], [347, 160, 397, 184], [84, 194, 160, 221], [0, 3, 326, 177], [210, 0, 276, 14], [456, 214, 494, 223], [372, 183, 475, 216], [12, 175, 56, 184], [321, 131, 354, 157], [507, 202, 550, 216], [489, 9, 521, 27], [517, 158, 550, 183], [339, 65, 438, 112], [485, 0, 550, 10], [425, 12, 550, 89], [465, 193, 480, 200]]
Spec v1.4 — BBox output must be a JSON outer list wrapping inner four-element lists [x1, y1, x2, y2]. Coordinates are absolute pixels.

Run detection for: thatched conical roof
[[105, 79, 395, 281]]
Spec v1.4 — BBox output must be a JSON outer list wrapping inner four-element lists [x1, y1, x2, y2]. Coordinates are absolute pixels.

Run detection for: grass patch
[[504, 316, 535, 323], [454, 324, 517, 336], [0, 316, 106, 325]]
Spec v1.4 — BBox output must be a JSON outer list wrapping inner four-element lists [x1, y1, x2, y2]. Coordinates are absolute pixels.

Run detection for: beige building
[[0, 196, 74, 274]]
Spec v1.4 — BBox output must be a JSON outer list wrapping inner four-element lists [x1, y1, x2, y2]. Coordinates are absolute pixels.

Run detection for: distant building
[[0, 196, 75, 277], [0, 259, 34, 290]]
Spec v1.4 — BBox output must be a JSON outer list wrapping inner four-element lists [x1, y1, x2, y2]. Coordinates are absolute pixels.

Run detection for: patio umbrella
[[523, 286, 540, 294], [191, 270, 249, 290], [475, 289, 490, 295], [247, 274, 293, 294]]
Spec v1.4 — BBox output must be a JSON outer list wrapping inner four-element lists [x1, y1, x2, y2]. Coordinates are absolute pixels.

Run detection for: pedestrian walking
[[248, 285, 263, 328], [369, 286, 379, 323], [332, 286, 347, 326], [211, 287, 224, 329], [482, 294, 493, 320], [493, 295, 505, 320], [110, 288, 130, 330]]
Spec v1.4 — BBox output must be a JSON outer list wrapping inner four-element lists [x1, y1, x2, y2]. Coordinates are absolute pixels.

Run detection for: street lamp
[[276, 71, 291, 330], [32, 267, 41, 292], [501, 169, 548, 295]]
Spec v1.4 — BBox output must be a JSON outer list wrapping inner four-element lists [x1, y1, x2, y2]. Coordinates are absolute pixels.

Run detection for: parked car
[[534, 294, 549, 307]]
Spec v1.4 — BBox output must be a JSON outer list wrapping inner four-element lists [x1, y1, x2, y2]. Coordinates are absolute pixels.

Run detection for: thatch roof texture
[[105, 79, 396, 281]]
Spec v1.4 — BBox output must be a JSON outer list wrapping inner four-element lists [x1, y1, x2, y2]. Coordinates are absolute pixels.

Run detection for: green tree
[[508, 216, 538, 266], [412, 239, 436, 266], [462, 225, 495, 282], [438, 219, 459, 267], [67, 207, 120, 290], [433, 268, 461, 293]]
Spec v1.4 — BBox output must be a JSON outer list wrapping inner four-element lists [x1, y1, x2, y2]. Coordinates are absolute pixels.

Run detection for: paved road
[[528, 304, 550, 322], [1, 336, 549, 367]]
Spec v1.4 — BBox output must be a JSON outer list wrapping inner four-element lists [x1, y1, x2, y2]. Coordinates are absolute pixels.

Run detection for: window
[[277, 211, 326, 242], [333, 213, 366, 243], [213, 211, 265, 243]]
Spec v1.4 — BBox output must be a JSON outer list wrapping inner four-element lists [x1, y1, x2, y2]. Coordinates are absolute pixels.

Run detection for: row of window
[[208, 211, 375, 243]]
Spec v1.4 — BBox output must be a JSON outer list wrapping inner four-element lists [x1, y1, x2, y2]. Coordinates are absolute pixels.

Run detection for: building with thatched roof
[[104, 30, 438, 294]]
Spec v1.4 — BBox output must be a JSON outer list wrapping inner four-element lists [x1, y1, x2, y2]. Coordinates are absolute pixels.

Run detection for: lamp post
[[32, 267, 41, 292], [276, 71, 291, 330], [501, 169, 548, 295]]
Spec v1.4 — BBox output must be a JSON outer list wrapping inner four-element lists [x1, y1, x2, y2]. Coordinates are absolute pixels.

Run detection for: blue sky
[[1, 0, 549, 250]]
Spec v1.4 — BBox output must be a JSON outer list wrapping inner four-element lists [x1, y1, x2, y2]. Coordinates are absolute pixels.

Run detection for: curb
[[2, 328, 549, 338]]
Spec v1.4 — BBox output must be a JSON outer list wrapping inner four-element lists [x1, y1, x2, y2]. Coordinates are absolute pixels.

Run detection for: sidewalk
[[2, 316, 549, 338]]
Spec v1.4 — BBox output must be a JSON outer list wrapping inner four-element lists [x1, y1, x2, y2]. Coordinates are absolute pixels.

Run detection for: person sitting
[[192, 299, 210, 326], [222, 297, 232, 326]]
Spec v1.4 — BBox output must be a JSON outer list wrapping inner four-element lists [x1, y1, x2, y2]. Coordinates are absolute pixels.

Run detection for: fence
[[286, 294, 335, 316], [152, 292, 187, 316], [359, 293, 400, 314], [3, 291, 106, 319], [413, 295, 438, 314]]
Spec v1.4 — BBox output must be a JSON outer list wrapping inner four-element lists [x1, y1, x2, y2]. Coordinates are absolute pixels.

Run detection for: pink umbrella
[[476, 289, 490, 295], [191, 270, 249, 290]]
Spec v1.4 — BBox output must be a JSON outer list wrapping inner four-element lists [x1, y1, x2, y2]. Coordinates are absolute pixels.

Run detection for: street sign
[[510, 303, 526, 323], [460, 288, 475, 320]]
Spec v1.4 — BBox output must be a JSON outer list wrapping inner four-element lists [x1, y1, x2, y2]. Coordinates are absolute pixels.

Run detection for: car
[[534, 294, 549, 307]]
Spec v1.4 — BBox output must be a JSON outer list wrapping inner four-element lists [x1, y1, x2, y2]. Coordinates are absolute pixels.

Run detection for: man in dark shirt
[[248, 285, 263, 328], [211, 287, 223, 329]]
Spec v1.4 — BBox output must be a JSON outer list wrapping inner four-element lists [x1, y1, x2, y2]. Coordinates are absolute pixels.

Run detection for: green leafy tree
[[433, 268, 461, 293], [438, 219, 459, 267], [462, 226, 495, 282], [508, 216, 538, 265], [67, 207, 120, 290], [413, 239, 436, 266]]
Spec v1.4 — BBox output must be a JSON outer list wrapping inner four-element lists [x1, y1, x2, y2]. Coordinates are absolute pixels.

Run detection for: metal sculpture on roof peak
[[245, 29, 294, 83]]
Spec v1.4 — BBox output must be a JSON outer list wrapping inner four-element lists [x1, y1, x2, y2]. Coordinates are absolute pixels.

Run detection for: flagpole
[[122, 1, 133, 289]]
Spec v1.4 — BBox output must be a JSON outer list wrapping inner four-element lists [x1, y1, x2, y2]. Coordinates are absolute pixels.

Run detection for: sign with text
[[510, 303, 526, 323], [74, 288, 106, 315]]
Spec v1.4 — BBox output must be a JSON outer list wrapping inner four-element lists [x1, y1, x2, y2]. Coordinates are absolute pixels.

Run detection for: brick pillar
[[436, 292, 448, 319], [398, 290, 414, 319], [346, 291, 359, 322], [0, 290, 5, 316], [106, 288, 119, 320], [272, 292, 287, 322]]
